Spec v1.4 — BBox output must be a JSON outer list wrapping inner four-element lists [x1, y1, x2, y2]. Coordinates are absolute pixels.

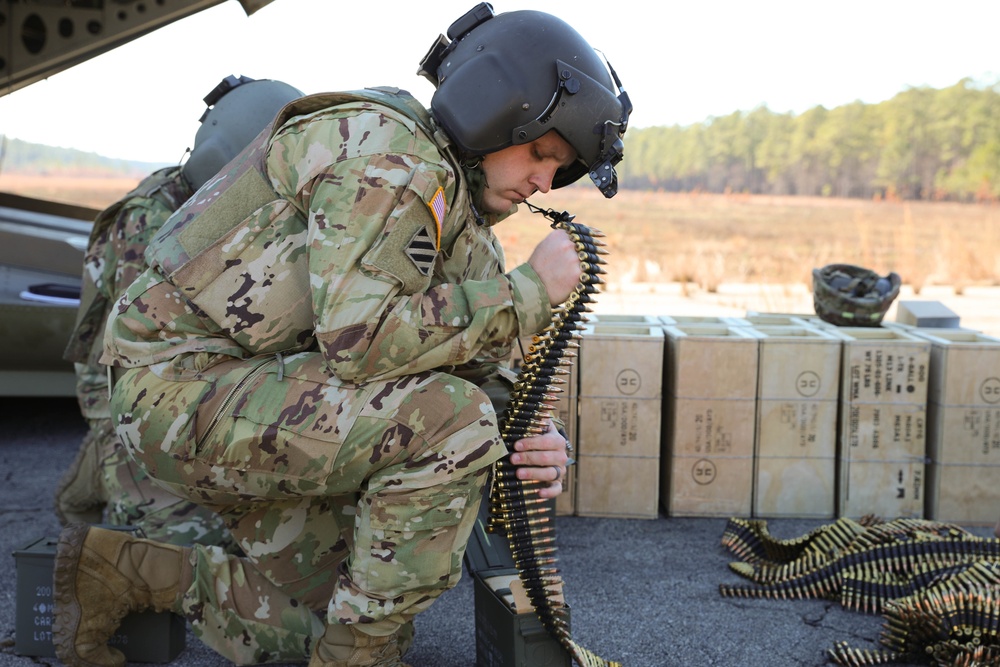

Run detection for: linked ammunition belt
[[719, 516, 1000, 666], [486, 204, 621, 667]]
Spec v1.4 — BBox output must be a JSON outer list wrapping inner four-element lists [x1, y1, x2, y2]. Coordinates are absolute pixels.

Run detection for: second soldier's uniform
[[101, 90, 553, 662], [57, 166, 235, 549], [55, 76, 306, 552]]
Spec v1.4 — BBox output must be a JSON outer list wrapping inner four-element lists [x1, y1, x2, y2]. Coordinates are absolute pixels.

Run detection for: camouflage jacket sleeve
[[267, 106, 552, 383], [63, 207, 118, 415], [67, 169, 188, 411], [71, 192, 181, 374]]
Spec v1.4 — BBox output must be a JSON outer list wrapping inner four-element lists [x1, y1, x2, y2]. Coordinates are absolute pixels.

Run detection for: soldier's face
[[479, 131, 577, 214]]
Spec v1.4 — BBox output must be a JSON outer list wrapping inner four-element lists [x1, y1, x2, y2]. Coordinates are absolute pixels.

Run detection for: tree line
[[0, 136, 162, 178], [617, 78, 1000, 202], [5, 78, 1000, 202]]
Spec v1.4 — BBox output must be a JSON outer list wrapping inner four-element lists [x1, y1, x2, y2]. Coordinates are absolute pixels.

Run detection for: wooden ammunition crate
[[575, 324, 664, 519], [831, 327, 931, 519], [752, 325, 842, 518], [586, 313, 662, 325], [754, 402, 838, 517], [665, 397, 757, 517], [743, 313, 820, 328], [836, 327, 931, 405], [911, 329, 1000, 524], [661, 324, 761, 517], [578, 324, 664, 400], [659, 315, 752, 327], [746, 310, 826, 328], [575, 454, 661, 519]]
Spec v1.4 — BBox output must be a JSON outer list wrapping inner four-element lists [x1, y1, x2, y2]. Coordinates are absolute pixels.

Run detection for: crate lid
[[11, 535, 57, 559], [12, 525, 144, 560]]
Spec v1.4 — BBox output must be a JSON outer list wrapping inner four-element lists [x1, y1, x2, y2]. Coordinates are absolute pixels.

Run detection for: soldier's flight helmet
[[419, 2, 632, 198], [182, 75, 304, 190], [812, 263, 902, 327]]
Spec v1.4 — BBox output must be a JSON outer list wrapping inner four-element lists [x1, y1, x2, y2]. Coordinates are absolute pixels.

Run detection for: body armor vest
[[143, 87, 471, 356]]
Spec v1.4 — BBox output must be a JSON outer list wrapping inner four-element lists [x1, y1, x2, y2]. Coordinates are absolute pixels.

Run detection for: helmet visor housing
[[424, 7, 631, 197]]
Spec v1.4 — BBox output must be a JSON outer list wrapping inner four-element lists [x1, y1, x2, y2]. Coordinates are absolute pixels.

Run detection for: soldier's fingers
[[512, 428, 564, 453], [536, 479, 564, 499], [509, 447, 567, 467], [515, 462, 565, 480]]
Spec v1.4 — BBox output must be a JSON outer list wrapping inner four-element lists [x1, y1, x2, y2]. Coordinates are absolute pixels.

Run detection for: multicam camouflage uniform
[[102, 89, 552, 663], [58, 166, 235, 550]]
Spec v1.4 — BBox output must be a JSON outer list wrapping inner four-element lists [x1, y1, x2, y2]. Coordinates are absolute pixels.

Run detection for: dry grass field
[[0, 174, 140, 210], [4, 173, 999, 293], [500, 188, 1000, 294]]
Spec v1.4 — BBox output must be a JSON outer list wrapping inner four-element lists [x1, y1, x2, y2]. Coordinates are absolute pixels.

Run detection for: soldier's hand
[[508, 418, 571, 499], [528, 229, 581, 306]]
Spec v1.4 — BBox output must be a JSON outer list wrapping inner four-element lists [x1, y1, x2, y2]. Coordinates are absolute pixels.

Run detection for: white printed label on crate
[[31, 592, 53, 642], [28, 584, 133, 647], [849, 349, 927, 402]]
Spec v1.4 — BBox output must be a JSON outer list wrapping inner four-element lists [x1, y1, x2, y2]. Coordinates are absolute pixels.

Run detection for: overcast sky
[[1, 0, 998, 163]]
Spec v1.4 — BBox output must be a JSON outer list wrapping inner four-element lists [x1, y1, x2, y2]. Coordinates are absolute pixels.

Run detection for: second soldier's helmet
[[418, 2, 631, 198], [182, 75, 304, 190], [812, 263, 902, 327]]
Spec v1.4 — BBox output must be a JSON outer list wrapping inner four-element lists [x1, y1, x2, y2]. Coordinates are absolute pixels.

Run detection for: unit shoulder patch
[[405, 226, 438, 277]]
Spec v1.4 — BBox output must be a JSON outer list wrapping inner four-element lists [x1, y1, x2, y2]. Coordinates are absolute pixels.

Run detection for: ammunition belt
[[719, 516, 1000, 666], [486, 204, 621, 667]]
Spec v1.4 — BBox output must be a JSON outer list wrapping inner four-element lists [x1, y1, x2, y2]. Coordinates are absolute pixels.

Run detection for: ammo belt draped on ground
[[719, 516, 1000, 666], [486, 205, 622, 667]]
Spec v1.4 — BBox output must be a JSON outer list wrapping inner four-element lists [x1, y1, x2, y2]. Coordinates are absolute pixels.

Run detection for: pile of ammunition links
[[487, 205, 622, 667], [719, 516, 1000, 666]]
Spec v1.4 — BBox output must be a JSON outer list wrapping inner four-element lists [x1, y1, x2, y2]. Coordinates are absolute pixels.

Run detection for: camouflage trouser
[[55, 417, 237, 551], [110, 351, 505, 664]]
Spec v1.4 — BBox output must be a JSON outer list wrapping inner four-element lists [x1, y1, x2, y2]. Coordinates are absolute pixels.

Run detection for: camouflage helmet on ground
[[418, 2, 632, 198], [812, 263, 902, 327], [182, 75, 304, 190]]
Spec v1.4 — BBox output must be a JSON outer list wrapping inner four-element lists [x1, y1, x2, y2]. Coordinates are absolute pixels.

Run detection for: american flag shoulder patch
[[425, 187, 445, 251]]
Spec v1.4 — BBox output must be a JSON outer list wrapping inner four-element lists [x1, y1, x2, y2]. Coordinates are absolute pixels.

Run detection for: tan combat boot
[[309, 623, 413, 667], [52, 523, 188, 667], [53, 423, 108, 525]]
